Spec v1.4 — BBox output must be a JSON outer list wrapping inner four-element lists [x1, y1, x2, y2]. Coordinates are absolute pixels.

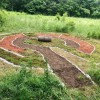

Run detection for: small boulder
[[37, 36, 52, 42]]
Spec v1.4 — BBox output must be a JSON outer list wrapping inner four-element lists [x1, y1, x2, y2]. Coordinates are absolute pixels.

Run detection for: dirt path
[[13, 37, 93, 87], [0, 34, 24, 53]]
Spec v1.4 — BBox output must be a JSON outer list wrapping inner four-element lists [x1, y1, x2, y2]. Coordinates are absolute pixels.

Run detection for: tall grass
[[0, 10, 100, 38]]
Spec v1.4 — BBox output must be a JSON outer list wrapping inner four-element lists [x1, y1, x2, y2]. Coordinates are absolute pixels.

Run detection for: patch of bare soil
[[13, 36, 93, 88]]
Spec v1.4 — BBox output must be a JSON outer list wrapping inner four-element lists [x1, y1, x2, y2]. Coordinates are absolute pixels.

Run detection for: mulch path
[[13, 36, 93, 87], [0, 34, 24, 53], [37, 33, 95, 54]]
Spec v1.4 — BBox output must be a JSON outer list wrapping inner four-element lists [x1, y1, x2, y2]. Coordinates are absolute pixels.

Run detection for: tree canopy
[[0, 0, 100, 18]]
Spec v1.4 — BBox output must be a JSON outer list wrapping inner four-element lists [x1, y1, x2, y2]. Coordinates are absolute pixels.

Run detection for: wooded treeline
[[0, 0, 100, 18]]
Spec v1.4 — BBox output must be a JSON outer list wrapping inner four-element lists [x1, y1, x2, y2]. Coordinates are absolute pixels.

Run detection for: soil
[[13, 36, 93, 87]]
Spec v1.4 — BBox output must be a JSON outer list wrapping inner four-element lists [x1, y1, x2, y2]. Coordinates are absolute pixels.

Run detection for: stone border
[[0, 47, 24, 58], [50, 47, 88, 62], [0, 33, 25, 53], [0, 57, 20, 67]]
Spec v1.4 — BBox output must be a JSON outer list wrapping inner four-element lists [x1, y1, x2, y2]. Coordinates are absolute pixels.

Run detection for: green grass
[[0, 68, 69, 100], [0, 10, 100, 38], [0, 67, 100, 100], [0, 48, 47, 68]]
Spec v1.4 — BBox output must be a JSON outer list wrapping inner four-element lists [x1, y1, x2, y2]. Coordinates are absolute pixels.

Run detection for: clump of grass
[[87, 32, 100, 39], [88, 69, 100, 85]]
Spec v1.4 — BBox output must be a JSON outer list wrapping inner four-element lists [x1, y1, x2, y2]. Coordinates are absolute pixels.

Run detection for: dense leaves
[[0, 0, 100, 18]]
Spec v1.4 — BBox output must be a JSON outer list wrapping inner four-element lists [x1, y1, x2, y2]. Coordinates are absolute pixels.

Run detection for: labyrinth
[[0, 33, 98, 88]]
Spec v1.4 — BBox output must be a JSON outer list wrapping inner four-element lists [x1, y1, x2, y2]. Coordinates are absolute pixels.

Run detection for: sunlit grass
[[0, 11, 100, 38]]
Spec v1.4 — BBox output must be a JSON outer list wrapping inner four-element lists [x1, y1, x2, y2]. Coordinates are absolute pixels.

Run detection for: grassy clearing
[[0, 11, 100, 38]]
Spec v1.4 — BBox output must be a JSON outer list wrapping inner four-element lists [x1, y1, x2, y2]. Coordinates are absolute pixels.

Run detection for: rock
[[37, 36, 52, 42]]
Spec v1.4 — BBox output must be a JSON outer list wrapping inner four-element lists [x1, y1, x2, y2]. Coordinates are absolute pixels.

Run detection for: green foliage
[[0, 67, 100, 100], [0, 11, 99, 37], [0, 0, 100, 18], [92, 10, 100, 18], [61, 12, 68, 22], [0, 68, 69, 100], [0, 10, 7, 27], [87, 32, 100, 39], [55, 21, 75, 33], [55, 13, 61, 21]]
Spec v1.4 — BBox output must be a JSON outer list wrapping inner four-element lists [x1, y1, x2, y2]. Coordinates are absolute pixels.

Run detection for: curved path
[[0, 34, 24, 53], [37, 34, 95, 54], [13, 36, 93, 87]]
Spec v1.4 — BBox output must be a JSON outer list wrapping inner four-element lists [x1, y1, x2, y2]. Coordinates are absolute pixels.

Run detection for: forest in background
[[0, 0, 100, 18]]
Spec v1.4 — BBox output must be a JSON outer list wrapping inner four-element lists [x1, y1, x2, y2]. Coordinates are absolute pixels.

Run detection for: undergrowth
[[0, 67, 100, 100], [0, 67, 69, 100]]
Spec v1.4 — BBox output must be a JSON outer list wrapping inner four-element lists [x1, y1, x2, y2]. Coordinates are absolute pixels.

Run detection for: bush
[[92, 10, 100, 18], [55, 21, 75, 33]]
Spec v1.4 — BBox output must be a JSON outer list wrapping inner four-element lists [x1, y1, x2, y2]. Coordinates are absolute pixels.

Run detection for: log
[[37, 36, 52, 42]]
